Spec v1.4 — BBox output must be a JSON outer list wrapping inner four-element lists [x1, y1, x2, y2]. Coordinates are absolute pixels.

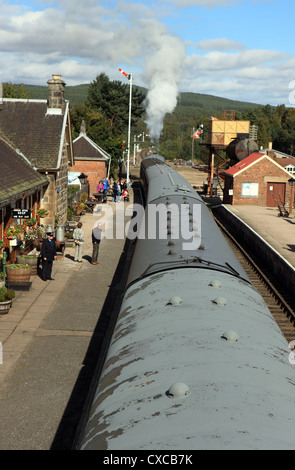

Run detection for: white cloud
[[165, 0, 238, 7], [0, 0, 293, 109], [197, 38, 246, 51]]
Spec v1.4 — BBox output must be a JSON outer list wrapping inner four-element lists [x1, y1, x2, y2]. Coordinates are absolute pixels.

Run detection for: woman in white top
[[73, 222, 84, 262]]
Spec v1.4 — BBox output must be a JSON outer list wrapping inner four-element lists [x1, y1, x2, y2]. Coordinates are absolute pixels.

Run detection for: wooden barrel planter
[[0, 286, 15, 314], [0, 300, 12, 315], [16, 255, 39, 275], [6, 264, 32, 283]]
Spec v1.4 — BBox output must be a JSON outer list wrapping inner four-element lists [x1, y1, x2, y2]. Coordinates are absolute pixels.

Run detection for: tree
[[70, 103, 125, 176], [86, 73, 145, 136], [3, 82, 29, 99]]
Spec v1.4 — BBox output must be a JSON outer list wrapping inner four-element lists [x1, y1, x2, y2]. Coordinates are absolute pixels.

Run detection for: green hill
[[23, 83, 260, 113], [23, 83, 89, 107]]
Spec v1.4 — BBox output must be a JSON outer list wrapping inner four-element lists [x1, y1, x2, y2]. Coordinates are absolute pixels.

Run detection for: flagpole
[[127, 72, 132, 186], [192, 127, 195, 164], [119, 68, 132, 186]]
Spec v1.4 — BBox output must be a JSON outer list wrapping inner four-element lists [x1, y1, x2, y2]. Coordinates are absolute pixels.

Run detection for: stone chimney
[[80, 120, 86, 135], [47, 74, 66, 113], [267, 142, 274, 159]]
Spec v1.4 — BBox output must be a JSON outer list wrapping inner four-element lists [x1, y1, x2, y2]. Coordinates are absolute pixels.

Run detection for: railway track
[[214, 215, 295, 344]]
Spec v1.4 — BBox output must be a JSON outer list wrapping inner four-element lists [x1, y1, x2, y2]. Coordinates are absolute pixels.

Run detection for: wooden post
[[207, 148, 215, 196]]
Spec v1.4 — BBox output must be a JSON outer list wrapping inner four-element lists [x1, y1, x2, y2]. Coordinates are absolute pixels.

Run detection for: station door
[[266, 182, 286, 207]]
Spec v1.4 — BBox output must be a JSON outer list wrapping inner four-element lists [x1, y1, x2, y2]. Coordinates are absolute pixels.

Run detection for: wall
[[69, 160, 107, 196]]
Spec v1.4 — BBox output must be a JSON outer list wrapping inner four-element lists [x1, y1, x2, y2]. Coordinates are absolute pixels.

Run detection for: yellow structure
[[208, 119, 250, 147]]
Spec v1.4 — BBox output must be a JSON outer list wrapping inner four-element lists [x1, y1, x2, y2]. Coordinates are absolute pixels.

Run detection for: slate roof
[[275, 157, 295, 168], [73, 133, 110, 161], [0, 136, 48, 206], [0, 99, 71, 170], [224, 152, 292, 178], [224, 152, 264, 176]]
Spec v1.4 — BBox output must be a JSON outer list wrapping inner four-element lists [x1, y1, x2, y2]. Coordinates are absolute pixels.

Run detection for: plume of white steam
[[144, 30, 187, 141]]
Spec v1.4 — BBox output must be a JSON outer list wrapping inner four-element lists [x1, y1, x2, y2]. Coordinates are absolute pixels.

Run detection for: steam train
[[77, 154, 295, 450]]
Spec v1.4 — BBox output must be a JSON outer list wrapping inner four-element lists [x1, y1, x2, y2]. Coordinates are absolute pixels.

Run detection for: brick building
[[0, 75, 74, 228], [222, 152, 293, 208], [70, 121, 111, 197]]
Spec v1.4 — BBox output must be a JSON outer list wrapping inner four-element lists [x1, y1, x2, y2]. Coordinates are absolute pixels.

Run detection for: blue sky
[[1, 0, 294, 109]]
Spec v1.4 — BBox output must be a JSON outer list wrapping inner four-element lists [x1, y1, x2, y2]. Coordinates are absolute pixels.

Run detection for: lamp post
[[119, 68, 132, 186], [133, 133, 149, 165], [288, 178, 295, 217]]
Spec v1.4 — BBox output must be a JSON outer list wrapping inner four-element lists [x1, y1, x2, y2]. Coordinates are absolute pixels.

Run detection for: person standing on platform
[[102, 177, 110, 202], [73, 222, 84, 263], [41, 232, 57, 281], [91, 223, 102, 265]]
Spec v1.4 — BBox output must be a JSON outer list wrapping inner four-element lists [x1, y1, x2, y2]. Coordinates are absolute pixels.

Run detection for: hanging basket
[[6, 264, 32, 283]]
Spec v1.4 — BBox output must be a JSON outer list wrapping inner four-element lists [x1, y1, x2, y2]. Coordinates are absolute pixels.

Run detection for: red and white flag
[[193, 124, 203, 139], [119, 68, 129, 78], [193, 130, 201, 139]]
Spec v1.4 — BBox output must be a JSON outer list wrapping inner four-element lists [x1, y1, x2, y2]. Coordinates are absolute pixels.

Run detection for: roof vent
[[210, 280, 221, 288], [167, 383, 190, 398], [221, 331, 239, 343], [168, 249, 176, 255], [167, 296, 182, 306], [213, 296, 227, 306], [167, 240, 175, 246]]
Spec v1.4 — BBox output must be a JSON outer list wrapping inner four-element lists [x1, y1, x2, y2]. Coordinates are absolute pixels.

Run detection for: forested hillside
[[10, 80, 295, 166]]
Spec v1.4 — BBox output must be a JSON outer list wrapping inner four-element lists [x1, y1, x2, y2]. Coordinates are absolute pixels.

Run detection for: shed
[[222, 152, 293, 208], [70, 121, 111, 196]]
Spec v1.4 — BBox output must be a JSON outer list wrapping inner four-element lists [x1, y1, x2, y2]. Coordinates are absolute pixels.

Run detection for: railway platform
[[221, 204, 295, 269], [0, 195, 135, 450]]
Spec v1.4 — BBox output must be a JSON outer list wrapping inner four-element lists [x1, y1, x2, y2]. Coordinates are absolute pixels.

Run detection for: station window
[[241, 182, 259, 198]]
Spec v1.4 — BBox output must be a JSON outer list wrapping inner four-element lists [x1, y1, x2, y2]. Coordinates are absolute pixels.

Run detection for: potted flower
[[0, 272, 4, 288], [16, 254, 40, 275], [23, 218, 37, 227], [0, 286, 15, 314], [5, 263, 32, 283], [36, 209, 49, 218], [5, 224, 24, 245], [23, 225, 43, 242]]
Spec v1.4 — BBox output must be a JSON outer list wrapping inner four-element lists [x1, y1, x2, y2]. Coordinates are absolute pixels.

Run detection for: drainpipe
[[2, 251, 6, 283]]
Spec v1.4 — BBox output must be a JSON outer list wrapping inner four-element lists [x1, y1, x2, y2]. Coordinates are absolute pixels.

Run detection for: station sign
[[12, 209, 31, 219]]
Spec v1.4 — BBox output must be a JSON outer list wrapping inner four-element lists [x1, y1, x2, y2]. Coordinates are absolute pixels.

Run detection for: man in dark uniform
[[41, 232, 57, 281], [91, 223, 102, 264]]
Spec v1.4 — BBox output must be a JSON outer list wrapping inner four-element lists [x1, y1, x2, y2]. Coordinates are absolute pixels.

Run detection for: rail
[[214, 215, 295, 325]]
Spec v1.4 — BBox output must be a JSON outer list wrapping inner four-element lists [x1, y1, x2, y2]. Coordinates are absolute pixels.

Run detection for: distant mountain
[[23, 83, 261, 113], [23, 83, 89, 107]]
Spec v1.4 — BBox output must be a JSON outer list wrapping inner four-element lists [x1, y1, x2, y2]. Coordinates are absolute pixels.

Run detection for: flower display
[[23, 218, 37, 227], [23, 225, 43, 240], [5, 218, 43, 243], [36, 209, 49, 218], [6, 263, 30, 269], [5, 224, 24, 239], [0, 286, 15, 302]]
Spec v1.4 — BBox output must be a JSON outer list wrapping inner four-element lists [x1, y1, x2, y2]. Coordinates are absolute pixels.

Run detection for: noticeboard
[[12, 209, 31, 219]]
